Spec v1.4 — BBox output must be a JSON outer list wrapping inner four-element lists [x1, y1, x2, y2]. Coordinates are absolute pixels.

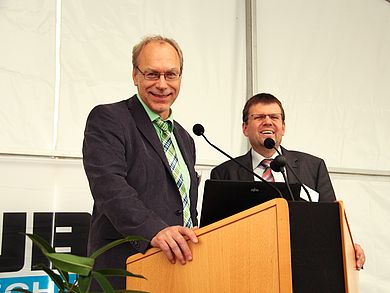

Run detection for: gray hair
[[132, 35, 183, 72]]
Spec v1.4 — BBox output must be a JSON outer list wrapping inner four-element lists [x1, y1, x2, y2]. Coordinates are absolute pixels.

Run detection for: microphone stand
[[270, 156, 296, 201], [272, 147, 313, 202], [199, 133, 285, 200]]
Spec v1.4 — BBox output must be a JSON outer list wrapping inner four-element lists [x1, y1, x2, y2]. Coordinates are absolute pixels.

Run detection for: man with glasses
[[210, 92, 365, 270], [211, 92, 337, 200], [83, 35, 198, 289]]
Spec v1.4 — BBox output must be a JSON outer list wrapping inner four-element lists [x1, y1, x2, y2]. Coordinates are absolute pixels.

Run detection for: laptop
[[199, 179, 301, 227]]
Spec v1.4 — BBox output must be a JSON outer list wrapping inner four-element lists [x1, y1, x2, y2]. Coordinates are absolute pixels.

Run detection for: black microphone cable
[[264, 138, 312, 202]]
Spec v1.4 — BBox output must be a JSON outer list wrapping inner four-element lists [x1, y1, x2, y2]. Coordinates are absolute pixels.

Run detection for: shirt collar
[[136, 94, 174, 125], [251, 147, 281, 170]]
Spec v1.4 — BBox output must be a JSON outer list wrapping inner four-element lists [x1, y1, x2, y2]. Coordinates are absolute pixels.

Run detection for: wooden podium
[[126, 198, 359, 292]]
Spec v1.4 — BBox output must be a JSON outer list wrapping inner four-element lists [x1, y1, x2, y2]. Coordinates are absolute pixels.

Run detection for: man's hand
[[354, 243, 365, 270], [151, 226, 198, 265]]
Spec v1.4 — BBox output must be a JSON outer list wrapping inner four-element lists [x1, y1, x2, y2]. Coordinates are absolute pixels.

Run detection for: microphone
[[264, 137, 276, 149], [193, 124, 205, 136], [270, 155, 286, 172], [264, 138, 312, 202], [270, 155, 296, 201], [192, 124, 284, 199]]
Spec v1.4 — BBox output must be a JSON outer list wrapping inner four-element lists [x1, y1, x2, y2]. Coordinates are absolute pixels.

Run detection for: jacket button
[[175, 210, 183, 216]]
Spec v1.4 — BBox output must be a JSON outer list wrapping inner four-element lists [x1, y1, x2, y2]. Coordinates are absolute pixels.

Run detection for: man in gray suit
[[210, 93, 335, 202], [210, 93, 365, 269], [83, 35, 198, 289]]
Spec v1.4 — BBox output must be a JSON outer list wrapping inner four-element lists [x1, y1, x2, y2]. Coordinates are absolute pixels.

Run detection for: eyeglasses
[[249, 113, 283, 122], [136, 66, 181, 81]]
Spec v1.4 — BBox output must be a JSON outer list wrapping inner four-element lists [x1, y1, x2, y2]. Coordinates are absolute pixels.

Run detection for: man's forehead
[[138, 42, 180, 66], [250, 102, 281, 112]]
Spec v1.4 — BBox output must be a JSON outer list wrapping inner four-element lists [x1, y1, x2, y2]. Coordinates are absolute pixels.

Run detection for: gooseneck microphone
[[270, 155, 296, 201], [270, 155, 286, 172], [264, 138, 312, 202], [192, 124, 284, 199]]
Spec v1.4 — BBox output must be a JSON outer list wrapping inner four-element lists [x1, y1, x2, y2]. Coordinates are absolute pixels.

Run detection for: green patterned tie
[[154, 118, 193, 228]]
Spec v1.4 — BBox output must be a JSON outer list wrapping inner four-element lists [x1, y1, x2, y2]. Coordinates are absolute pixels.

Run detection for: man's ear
[[242, 122, 249, 137], [281, 121, 286, 137], [132, 68, 138, 86]]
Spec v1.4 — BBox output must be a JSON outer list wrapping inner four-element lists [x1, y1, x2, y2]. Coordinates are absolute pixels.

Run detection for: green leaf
[[26, 233, 70, 283], [91, 271, 114, 293], [25, 233, 55, 254], [95, 268, 146, 279], [57, 269, 70, 286], [46, 253, 94, 276], [61, 283, 81, 293], [90, 236, 146, 259], [34, 263, 67, 290], [77, 275, 92, 293]]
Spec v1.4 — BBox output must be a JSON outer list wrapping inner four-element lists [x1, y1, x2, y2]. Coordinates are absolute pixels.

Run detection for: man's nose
[[263, 115, 273, 123], [155, 74, 168, 88]]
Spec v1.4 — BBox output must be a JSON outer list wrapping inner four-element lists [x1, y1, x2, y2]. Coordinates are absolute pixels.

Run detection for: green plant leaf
[[47, 253, 94, 276], [57, 269, 70, 286], [26, 233, 70, 285], [91, 271, 114, 293], [77, 275, 92, 293], [25, 233, 55, 254], [96, 269, 146, 279], [34, 263, 67, 290], [90, 236, 147, 259]]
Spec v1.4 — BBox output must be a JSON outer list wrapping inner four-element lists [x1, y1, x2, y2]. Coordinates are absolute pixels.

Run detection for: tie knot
[[154, 118, 172, 134], [260, 159, 272, 168]]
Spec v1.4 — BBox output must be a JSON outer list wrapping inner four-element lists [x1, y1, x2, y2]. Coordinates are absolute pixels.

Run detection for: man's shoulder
[[282, 148, 325, 164], [87, 96, 140, 120], [90, 96, 134, 112], [209, 152, 251, 180], [212, 153, 249, 170]]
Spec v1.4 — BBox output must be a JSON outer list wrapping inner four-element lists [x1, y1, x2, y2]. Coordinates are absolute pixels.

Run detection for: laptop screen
[[199, 179, 301, 227]]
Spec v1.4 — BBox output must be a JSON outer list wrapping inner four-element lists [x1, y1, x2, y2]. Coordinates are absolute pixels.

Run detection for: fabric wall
[[255, 0, 390, 291], [0, 0, 247, 162], [1, 0, 389, 292], [256, 0, 390, 172], [0, 0, 56, 155]]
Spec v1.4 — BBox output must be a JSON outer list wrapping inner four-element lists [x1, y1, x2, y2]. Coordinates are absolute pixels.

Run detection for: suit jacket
[[210, 147, 336, 202], [82, 95, 198, 288]]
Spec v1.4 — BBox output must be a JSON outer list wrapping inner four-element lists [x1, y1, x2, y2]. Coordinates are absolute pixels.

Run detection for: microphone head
[[264, 138, 276, 149], [192, 124, 205, 136], [270, 155, 287, 172]]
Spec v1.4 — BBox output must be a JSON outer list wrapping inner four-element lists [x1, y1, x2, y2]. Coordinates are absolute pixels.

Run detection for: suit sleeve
[[316, 159, 337, 202], [83, 105, 167, 252]]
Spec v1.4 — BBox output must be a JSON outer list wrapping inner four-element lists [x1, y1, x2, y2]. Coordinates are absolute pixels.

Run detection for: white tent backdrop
[[256, 0, 390, 172], [1, 0, 389, 292]]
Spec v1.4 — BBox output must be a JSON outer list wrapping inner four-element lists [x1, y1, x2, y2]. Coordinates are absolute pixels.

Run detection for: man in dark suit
[[83, 35, 198, 289], [210, 93, 365, 268], [211, 148, 336, 202]]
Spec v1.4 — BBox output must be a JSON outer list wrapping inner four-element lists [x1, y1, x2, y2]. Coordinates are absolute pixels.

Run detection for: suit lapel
[[127, 96, 171, 172], [237, 151, 255, 181], [282, 147, 299, 184]]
